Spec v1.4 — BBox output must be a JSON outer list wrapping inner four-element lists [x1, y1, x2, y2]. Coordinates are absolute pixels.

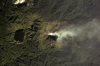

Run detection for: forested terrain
[[0, 0, 99, 66]]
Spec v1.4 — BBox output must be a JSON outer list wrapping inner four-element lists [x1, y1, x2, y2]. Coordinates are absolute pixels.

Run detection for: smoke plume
[[52, 18, 100, 64]]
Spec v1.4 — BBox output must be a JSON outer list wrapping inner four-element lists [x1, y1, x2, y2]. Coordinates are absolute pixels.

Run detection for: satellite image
[[0, 0, 100, 66]]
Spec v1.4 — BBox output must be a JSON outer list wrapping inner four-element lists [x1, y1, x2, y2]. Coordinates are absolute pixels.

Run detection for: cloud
[[14, 0, 25, 5]]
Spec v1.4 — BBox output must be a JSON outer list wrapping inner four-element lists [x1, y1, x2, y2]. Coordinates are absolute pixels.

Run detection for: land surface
[[0, 0, 100, 66]]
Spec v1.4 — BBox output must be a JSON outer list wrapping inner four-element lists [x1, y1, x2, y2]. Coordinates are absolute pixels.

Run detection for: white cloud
[[14, 0, 25, 5]]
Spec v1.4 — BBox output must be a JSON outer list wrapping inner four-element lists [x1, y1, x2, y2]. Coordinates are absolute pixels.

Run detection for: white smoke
[[49, 18, 100, 48], [57, 19, 100, 42], [48, 31, 75, 41], [51, 18, 100, 63]]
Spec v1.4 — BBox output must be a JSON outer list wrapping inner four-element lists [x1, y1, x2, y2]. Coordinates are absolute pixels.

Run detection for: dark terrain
[[0, 0, 100, 66]]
